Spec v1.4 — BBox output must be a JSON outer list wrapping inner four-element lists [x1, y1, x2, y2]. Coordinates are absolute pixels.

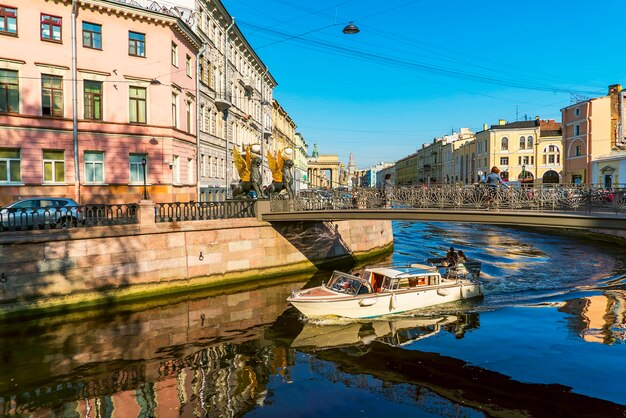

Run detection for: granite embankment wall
[[0, 205, 393, 317]]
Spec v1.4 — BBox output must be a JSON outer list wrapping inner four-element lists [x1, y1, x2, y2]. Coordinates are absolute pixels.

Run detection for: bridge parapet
[[271, 185, 626, 215]]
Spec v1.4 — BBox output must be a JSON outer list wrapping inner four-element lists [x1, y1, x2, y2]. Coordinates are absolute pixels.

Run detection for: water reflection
[[0, 277, 308, 417], [561, 288, 626, 345], [291, 313, 480, 352], [2, 222, 626, 416]]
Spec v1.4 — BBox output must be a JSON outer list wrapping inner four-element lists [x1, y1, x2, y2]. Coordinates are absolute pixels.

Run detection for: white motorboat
[[287, 262, 484, 319]]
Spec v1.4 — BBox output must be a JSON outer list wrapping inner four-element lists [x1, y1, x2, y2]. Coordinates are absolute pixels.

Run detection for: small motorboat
[[287, 261, 484, 319]]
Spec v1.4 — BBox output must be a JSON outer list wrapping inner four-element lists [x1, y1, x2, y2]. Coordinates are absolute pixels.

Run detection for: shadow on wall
[[272, 221, 353, 268]]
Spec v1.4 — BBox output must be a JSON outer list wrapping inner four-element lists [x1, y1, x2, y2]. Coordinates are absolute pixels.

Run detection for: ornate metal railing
[[270, 185, 626, 214], [155, 200, 255, 223], [0, 204, 138, 232]]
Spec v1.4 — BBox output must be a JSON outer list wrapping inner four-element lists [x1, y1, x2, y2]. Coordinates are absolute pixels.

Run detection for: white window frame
[[187, 158, 193, 184], [43, 149, 65, 183], [171, 42, 178, 67], [173, 155, 180, 184], [0, 148, 21, 183], [129, 154, 146, 184], [172, 92, 178, 128], [84, 151, 104, 183]]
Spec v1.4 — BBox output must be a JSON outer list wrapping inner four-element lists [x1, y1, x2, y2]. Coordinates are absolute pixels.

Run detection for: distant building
[[562, 84, 626, 185], [361, 162, 394, 188], [471, 118, 563, 185]]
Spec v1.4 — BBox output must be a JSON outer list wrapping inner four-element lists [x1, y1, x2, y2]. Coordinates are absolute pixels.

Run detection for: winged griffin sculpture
[[232, 145, 263, 199], [266, 148, 295, 199]]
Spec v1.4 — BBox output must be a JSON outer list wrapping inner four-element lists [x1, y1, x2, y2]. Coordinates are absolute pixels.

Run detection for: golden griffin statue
[[232, 145, 263, 198], [266, 148, 295, 198]]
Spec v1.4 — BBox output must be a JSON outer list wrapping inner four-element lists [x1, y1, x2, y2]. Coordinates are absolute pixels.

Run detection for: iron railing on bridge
[[0, 204, 138, 232], [155, 200, 255, 223], [270, 185, 626, 214]]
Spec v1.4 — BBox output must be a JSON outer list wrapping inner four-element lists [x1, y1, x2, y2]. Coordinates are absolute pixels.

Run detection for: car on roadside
[[298, 189, 334, 209], [0, 197, 83, 230]]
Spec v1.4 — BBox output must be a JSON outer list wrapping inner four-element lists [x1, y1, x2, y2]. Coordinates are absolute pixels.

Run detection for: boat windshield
[[327, 273, 372, 295]]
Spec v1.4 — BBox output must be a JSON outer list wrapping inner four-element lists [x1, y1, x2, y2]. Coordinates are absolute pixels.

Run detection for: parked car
[[0, 197, 83, 230], [298, 189, 334, 209]]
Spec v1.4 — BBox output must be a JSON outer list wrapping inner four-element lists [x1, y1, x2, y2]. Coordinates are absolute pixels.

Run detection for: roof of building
[[490, 120, 539, 130], [540, 129, 562, 137]]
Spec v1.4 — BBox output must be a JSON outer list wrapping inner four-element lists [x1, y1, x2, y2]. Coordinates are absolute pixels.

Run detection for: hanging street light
[[342, 22, 360, 34]]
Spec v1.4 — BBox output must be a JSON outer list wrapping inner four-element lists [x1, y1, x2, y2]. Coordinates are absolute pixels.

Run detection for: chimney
[[498, 119, 506, 126], [535, 115, 540, 126], [608, 84, 622, 95], [483, 123, 488, 131]]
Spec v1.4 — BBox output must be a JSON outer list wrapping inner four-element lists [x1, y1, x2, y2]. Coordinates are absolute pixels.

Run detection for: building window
[[500, 137, 508, 150], [82, 22, 102, 49], [41, 74, 63, 117], [187, 158, 193, 184], [542, 145, 560, 165], [43, 150, 65, 183], [199, 55, 206, 83], [171, 92, 178, 127], [186, 101, 191, 132], [527, 135, 533, 149], [84, 80, 102, 120], [0, 69, 18, 113], [129, 154, 146, 184], [574, 124, 580, 136], [0, 148, 20, 182], [574, 108, 580, 117], [0, 5, 17, 36], [574, 145, 582, 157], [173, 155, 180, 184], [128, 31, 145, 57], [171, 43, 178, 67], [129, 86, 146, 123], [519, 136, 525, 150], [186, 55, 192, 77], [500, 157, 508, 166], [41, 14, 62, 42], [84, 151, 104, 183]]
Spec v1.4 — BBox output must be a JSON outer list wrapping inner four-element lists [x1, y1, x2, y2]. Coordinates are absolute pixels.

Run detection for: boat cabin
[[326, 265, 442, 295], [326, 273, 374, 296]]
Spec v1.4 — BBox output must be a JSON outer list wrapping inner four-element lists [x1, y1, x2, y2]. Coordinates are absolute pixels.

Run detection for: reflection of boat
[[287, 263, 484, 319], [291, 315, 473, 351]]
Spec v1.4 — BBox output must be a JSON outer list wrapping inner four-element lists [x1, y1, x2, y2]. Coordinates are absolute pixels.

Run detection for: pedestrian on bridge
[[486, 166, 509, 189]]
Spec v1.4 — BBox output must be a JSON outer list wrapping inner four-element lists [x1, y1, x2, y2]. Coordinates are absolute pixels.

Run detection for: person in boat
[[445, 247, 458, 266], [457, 250, 468, 264]]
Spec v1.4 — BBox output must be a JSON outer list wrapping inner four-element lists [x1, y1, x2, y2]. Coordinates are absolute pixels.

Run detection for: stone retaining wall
[[0, 212, 394, 317]]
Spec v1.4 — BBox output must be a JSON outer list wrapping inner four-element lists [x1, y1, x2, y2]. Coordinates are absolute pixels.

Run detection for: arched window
[[527, 135, 533, 149], [519, 136, 526, 150], [542, 145, 560, 165], [542, 170, 560, 184], [501, 137, 508, 150]]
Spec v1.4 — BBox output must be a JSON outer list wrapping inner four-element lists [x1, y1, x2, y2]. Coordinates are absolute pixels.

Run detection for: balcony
[[214, 92, 232, 111], [242, 77, 254, 92]]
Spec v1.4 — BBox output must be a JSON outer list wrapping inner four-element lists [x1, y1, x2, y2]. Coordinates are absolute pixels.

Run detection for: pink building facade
[[0, 0, 201, 204], [561, 84, 624, 185]]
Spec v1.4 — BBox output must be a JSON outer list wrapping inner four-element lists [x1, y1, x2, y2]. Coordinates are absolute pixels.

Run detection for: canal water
[[1, 222, 626, 417]]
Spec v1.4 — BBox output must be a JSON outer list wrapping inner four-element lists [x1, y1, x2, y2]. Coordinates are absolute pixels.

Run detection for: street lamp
[[141, 158, 148, 200], [342, 22, 360, 34]]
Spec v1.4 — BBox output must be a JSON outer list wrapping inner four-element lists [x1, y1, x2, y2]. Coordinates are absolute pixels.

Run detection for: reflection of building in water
[[0, 279, 305, 417], [560, 290, 626, 344]]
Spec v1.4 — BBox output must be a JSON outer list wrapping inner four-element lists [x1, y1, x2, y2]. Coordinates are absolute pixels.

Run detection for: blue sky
[[222, 0, 626, 168]]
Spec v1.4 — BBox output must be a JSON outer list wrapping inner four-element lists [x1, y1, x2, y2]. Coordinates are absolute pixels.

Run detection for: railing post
[[138, 200, 156, 226], [255, 199, 271, 221]]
